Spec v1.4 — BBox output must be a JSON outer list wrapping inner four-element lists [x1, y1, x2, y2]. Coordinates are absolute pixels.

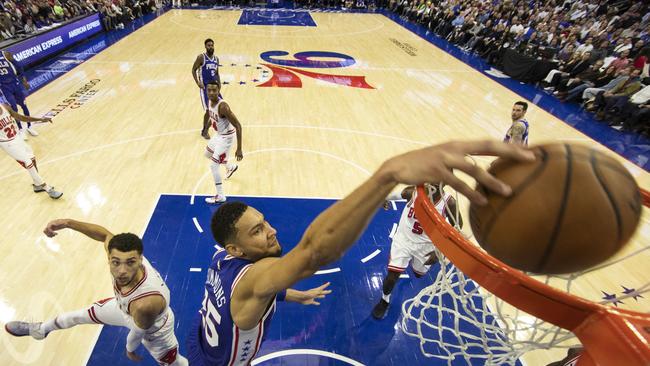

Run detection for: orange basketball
[[469, 143, 642, 274]]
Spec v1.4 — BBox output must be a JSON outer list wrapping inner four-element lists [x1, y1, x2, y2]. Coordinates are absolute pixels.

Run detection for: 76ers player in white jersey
[[0, 98, 62, 199], [5, 219, 189, 366], [204, 81, 243, 204], [372, 184, 463, 319]]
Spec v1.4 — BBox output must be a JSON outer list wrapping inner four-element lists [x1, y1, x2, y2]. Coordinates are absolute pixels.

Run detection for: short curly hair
[[211, 202, 249, 246], [108, 233, 143, 254]]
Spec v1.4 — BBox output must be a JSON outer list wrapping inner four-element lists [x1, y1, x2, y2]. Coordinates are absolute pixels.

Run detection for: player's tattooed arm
[[509, 122, 526, 145]]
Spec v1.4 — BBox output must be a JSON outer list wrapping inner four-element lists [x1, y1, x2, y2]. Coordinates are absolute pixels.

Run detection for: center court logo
[[257, 51, 374, 89]]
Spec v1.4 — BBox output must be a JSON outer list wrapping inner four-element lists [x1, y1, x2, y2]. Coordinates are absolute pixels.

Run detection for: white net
[[400, 184, 650, 366]]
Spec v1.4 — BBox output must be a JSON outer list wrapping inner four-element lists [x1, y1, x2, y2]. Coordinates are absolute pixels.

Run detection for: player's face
[[108, 250, 143, 287], [511, 105, 525, 120], [205, 41, 214, 56], [207, 84, 220, 102], [230, 207, 281, 261]]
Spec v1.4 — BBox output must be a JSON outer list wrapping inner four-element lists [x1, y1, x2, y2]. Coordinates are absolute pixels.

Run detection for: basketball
[[469, 143, 643, 274]]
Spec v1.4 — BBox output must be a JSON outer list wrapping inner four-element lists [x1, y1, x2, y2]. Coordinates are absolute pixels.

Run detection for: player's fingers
[[319, 282, 331, 289], [441, 171, 486, 205], [446, 155, 511, 196], [460, 140, 535, 161]]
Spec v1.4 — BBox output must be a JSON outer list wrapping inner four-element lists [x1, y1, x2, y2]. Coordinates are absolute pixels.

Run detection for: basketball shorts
[[388, 235, 436, 276], [88, 298, 181, 365], [1, 138, 35, 167], [205, 133, 234, 164]]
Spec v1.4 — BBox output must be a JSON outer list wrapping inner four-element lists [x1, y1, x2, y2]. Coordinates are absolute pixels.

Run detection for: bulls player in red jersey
[[0, 97, 62, 199], [5, 219, 188, 366]]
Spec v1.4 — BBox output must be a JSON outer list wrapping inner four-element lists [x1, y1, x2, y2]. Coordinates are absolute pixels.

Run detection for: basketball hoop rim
[[414, 185, 650, 366]]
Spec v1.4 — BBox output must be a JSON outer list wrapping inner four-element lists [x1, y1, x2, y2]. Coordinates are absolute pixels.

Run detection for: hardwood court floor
[[1, 9, 648, 365]]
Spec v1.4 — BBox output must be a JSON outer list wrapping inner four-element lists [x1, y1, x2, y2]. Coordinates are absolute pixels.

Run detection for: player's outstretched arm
[[44, 219, 114, 252], [3, 104, 51, 124], [284, 282, 332, 305], [232, 140, 534, 329]]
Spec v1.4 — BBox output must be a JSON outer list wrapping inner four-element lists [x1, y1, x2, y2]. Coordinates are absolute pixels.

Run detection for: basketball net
[[401, 184, 650, 366]]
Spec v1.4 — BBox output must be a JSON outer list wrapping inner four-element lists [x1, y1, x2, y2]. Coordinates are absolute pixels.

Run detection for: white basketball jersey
[[208, 100, 235, 135], [0, 104, 18, 142], [113, 257, 171, 331], [394, 189, 451, 244]]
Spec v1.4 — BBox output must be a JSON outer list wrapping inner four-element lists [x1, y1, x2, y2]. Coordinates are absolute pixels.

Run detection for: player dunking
[[204, 81, 242, 204], [186, 140, 534, 365], [0, 99, 62, 199], [5, 219, 189, 366], [372, 183, 462, 319], [0, 50, 36, 139], [192, 38, 221, 140], [503, 101, 529, 145]]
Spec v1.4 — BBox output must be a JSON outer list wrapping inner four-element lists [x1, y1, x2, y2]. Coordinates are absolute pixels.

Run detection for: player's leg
[[200, 89, 210, 139], [372, 239, 409, 319], [224, 136, 238, 179], [143, 309, 189, 366], [5, 297, 126, 340], [0, 140, 62, 198], [14, 84, 36, 136], [205, 136, 227, 204]]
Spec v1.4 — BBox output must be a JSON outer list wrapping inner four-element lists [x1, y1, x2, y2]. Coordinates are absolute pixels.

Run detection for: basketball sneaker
[[27, 127, 39, 136], [372, 299, 390, 319], [205, 195, 226, 204], [5, 321, 48, 340], [225, 165, 238, 179], [33, 183, 47, 193], [47, 187, 63, 199]]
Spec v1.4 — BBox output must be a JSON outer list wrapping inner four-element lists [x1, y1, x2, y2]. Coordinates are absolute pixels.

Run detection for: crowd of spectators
[[0, 0, 163, 42], [382, 0, 650, 136], [2, 0, 649, 135]]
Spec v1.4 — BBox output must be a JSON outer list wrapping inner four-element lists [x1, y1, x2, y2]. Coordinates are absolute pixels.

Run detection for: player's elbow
[[302, 231, 342, 269]]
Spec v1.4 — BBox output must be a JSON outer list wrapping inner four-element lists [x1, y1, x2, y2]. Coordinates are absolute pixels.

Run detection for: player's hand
[[382, 200, 390, 210], [235, 148, 243, 161], [126, 350, 142, 362], [380, 140, 535, 205], [39, 117, 52, 124], [44, 219, 68, 237], [424, 250, 439, 265], [197, 82, 204, 89], [295, 282, 332, 305]]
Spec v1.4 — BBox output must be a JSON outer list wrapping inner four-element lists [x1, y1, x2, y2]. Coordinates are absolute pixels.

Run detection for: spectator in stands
[[587, 68, 643, 113], [605, 85, 650, 127]]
